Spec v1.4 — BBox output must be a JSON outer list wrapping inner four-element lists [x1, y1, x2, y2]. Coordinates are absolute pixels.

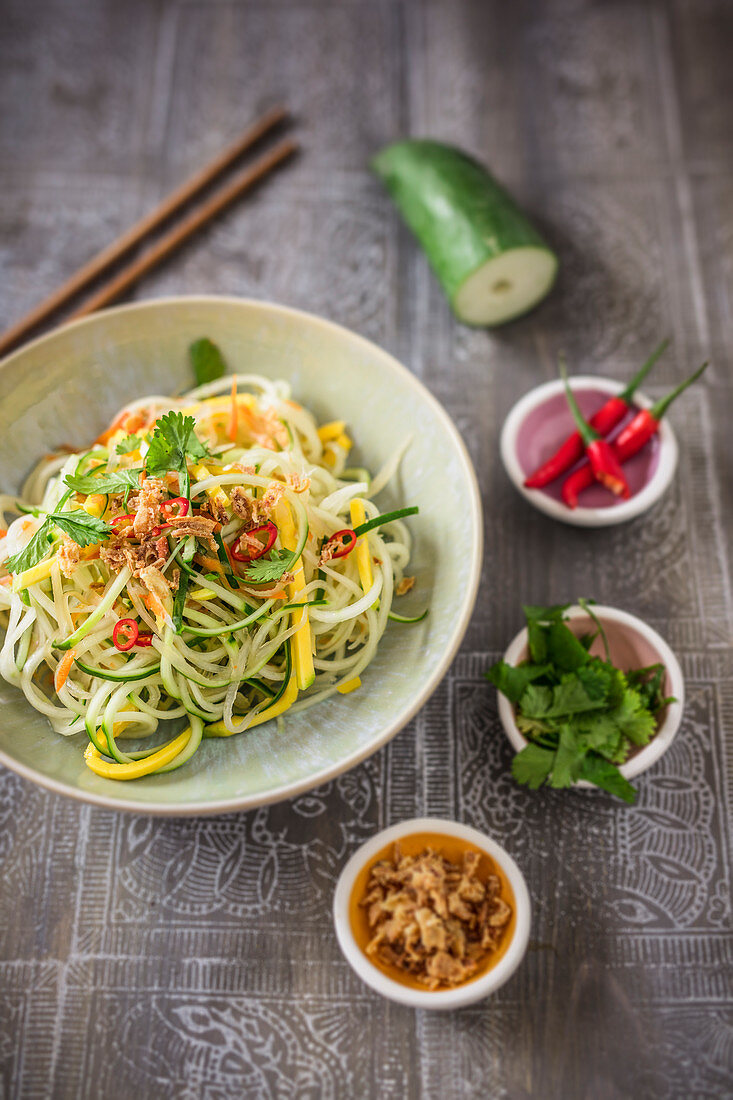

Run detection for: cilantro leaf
[[521, 670, 608, 720], [189, 337, 227, 386], [578, 753, 637, 804], [5, 520, 54, 575], [609, 687, 657, 746], [484, 660, 551, 704], [549, 725, 586, 788], [243, 549, 295, 585], [116, 434, 141, 455], [527, 619, 548, 663], [50, 510, 111, 547], [6, 507, 111, 576], [545, 621, 589, 672], [65, 467, 143, 506], [523, 604, 570, 623], [512, 744, 555, 789], [145, 411, 209, 492]]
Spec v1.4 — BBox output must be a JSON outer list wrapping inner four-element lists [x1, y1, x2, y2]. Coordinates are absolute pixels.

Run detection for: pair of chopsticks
[[0, 105, 297, 358]]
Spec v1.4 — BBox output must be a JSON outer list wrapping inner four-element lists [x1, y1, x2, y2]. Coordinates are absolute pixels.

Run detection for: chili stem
[[559, 358, 600, 445], [618, 337, 670, 402], [649, 361, 708, 421]]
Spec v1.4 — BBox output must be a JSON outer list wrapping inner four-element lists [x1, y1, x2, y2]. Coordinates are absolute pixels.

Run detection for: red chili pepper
[[230, 521, 278, 562], [562, 361, 708, 508], [523, 339, 669, 489], [162, 497, 189, 519], [561, 360, 630, 498], [111, 513, 136, 533], [113, 619, 139, 651], [324, 528, 357, 559], [136, 632, 154, 647]]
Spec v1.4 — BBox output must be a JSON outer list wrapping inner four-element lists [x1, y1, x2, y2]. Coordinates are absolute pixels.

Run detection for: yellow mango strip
[[336, 676, 361, 695], [180, 393, 256, 417], [274, 499, 315, 690], [83, 494, 107, 518], [317, 420, 346, 443], [84, 727, 192, 780], [191, 462, 230, 510], [349, 500, 373, 592], [189, 586, 215, 601], [205, 672, 298, 737], [13, 555, 57, 591]]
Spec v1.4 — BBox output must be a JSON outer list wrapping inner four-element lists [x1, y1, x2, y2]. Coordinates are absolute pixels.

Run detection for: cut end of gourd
[[453, 247, 558, 327]]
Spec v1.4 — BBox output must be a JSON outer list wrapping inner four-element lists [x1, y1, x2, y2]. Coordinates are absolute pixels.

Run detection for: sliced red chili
[[162, 497, 189, 519], [324, 528, 357, 559], [111, 513, 135, 533], [230, 521, 278, 562], [136, 632, 154, 647], [113, 618, 139, 651]]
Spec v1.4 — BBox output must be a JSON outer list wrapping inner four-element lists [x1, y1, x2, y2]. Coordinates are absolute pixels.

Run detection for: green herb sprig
[[486, 603, 675, 804], [6, 510, 112, 575], [145, 411, 209, 497]]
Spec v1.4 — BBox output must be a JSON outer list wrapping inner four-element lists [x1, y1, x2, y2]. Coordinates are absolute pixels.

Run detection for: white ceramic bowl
[[500, 376, 678, 527], [497, 605, 685, 785], [0, 297, 482, 815], [333, 817, 531, 1009]]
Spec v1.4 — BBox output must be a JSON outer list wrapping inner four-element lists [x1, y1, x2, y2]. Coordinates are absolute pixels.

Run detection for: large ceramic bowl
[[0, 297, 482, 815]]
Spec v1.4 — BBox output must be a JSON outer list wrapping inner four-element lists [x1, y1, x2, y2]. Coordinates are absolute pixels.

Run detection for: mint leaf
[[5, 520, 53, 575], [578, 753, 637, 804], [243, 549, 295, 585], [484, 660, 550, 704], [50, 510, 111, 547], [512, 744, 555, 789], [189, 337, 227, 386]]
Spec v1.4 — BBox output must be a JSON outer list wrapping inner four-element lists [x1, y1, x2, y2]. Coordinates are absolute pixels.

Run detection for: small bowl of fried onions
[[333, 817, 531, 1009]]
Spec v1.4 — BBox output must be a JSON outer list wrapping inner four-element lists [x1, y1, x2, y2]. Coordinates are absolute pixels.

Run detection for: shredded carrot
[[54, 649, 77, 692], [193, 555, 225, 575], [0, 529, 6, 538], [228, 378, 239, 443], [95, 407, 148, 446], [95, 410, 127, 445], [122, 410, 148, 435], [0, 576, 12, 586], [143, 592, 166, 619]]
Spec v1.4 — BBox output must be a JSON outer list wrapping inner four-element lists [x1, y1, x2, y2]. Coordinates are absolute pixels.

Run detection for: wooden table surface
[[1, 1, 731, 1097]]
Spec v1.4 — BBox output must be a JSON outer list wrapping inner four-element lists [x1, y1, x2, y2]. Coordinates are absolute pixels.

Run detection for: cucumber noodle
[[0, 373, 418, 781]]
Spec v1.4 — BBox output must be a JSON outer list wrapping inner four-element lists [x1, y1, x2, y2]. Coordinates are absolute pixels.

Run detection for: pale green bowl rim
[[0, 296, 483, 816]]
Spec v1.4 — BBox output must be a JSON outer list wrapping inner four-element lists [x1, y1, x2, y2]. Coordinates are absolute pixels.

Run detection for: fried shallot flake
[[360, 844, 512, 990]]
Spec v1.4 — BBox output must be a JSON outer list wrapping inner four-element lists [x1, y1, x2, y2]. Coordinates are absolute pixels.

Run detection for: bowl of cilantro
[[487, 601, 684, 804]]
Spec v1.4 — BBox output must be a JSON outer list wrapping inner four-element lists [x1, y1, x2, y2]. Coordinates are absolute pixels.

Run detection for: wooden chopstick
[[68, 138, 298, 320], [0, 105, 289, 356]]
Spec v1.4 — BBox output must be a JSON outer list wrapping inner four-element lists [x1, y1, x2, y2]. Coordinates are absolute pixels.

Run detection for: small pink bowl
[[500, 377, 678, 527], [496, 605, 685, 785]]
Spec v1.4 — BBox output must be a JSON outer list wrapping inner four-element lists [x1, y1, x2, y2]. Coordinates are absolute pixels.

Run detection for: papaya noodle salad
[[0, 338, 423, 782]]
